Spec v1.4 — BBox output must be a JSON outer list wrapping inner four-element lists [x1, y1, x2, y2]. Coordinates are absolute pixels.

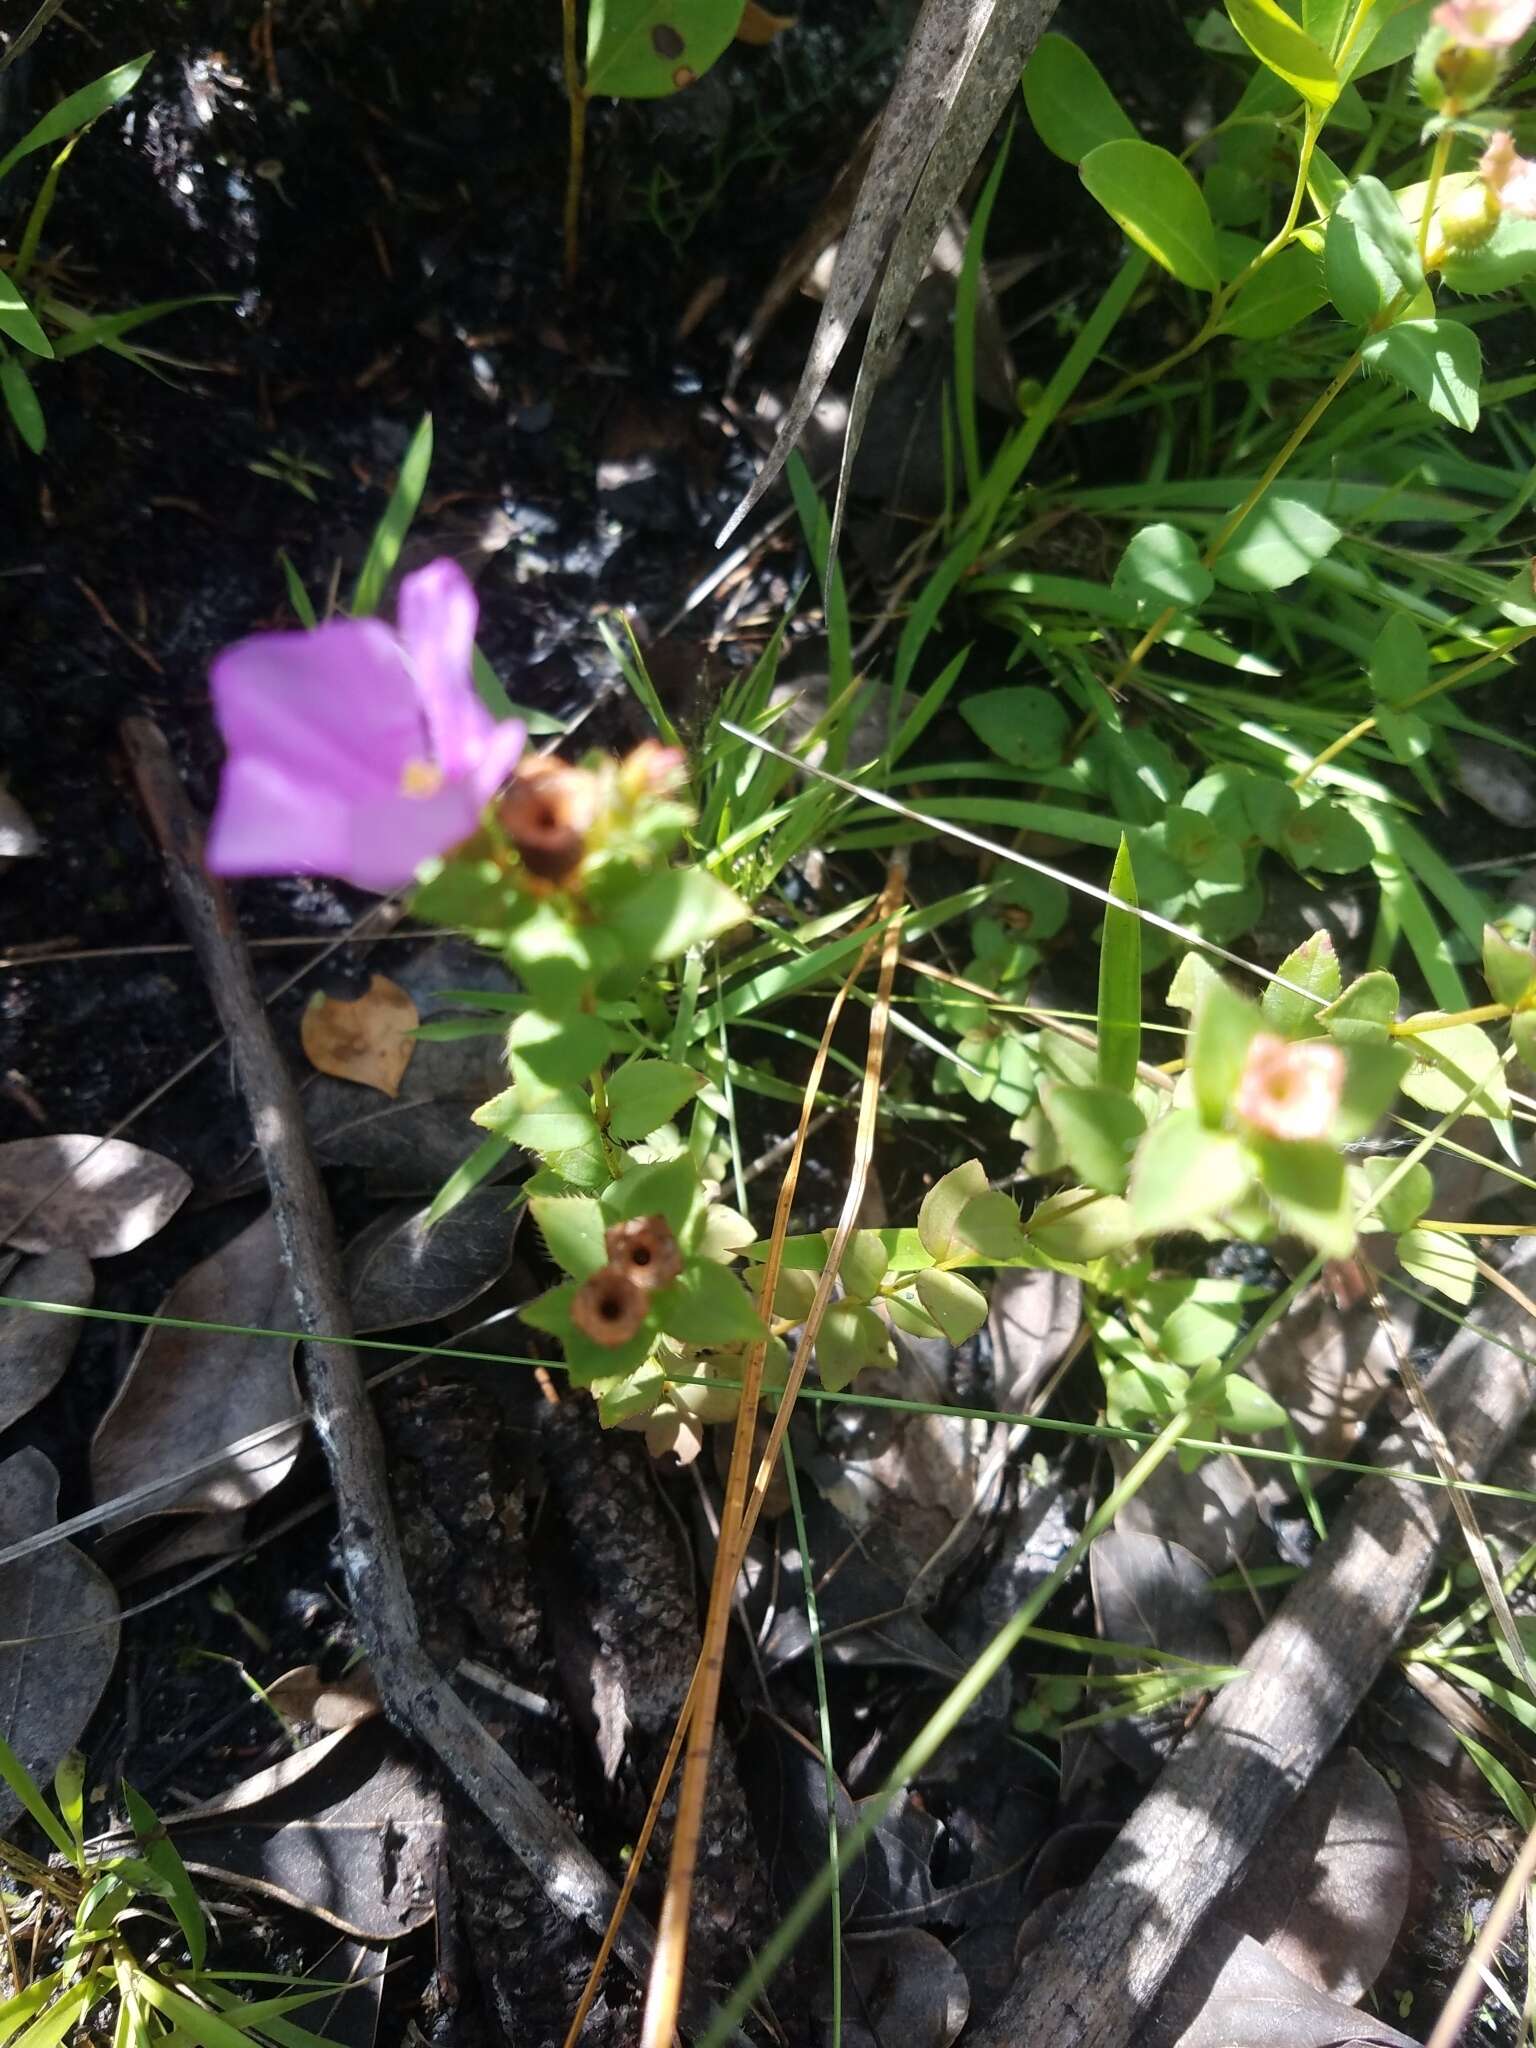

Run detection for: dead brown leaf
[[736, 0, 795, 42], [90, 1209, 303, 1525], [267, 1661, 382, 1732], [0, 1249, 93, 1433], [301, 975, 418, 1099], [0, 1448, 120, 1830], [0, 1135, 190, 1257]]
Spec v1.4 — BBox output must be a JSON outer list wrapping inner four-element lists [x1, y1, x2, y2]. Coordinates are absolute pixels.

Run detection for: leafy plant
[[0, 52, 225, 454], [0, 1734, 359, 2048]]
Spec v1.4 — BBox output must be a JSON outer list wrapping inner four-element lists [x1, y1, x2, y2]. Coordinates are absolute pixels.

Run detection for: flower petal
[[343, 779, 487, 892], [470, 717, 529, 805], [205, 756, 356, 878], [211, 621, 421, 794], [395, 558, 488, 776]]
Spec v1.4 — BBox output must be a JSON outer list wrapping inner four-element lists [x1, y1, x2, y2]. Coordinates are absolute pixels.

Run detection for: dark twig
[[971, 1244, 1536, 2048], [119, 715, 724, 2038]]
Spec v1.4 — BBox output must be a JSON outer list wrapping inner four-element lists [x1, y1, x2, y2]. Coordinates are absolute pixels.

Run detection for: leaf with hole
[[585, 0, 742, 97], [1080, 140, 1221, 292]]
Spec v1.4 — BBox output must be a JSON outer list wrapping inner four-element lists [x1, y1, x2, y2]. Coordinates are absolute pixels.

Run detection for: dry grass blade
[[640, 859, 907, 2048], [718, 0, 1058, 545], [563, 864, 906, 2048], [1424, 1811, 1536, 2048]]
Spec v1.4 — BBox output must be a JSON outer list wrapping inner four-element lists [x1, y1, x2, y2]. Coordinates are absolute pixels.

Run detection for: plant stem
[[1418, 125, 1455, 268], [561, 0, 586, 288], [1395, 1002, 1510, 1032]]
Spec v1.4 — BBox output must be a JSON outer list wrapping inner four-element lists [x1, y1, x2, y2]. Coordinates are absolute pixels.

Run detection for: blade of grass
[[350, 413, 432, 617]]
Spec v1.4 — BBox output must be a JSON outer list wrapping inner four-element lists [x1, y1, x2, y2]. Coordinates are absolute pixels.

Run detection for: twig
[[969, 1242, 1536, 2048], [118, 715, 724, 2039]]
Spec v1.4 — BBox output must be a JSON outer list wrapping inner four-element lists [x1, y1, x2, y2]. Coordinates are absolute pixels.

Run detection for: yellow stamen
[[399, 758, 444, 798]]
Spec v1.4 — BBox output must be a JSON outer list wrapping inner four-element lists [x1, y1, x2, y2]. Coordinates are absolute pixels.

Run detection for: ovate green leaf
[[1080, 140, 1221, 292], [1362, 318, 1481, 431], [1021, 33, 1137, 165], [585, 0, 740, 97]]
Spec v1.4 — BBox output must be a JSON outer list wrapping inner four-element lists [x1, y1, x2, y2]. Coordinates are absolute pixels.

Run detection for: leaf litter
[[0, 1248, 93, 1433], [0, 1135, 190, 1256], [300, 973, 420, 1099]]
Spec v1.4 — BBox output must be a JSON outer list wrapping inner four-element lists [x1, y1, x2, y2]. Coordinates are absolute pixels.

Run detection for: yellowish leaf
[[301, 975, 418, 1098], [736, 1, 795, 44]]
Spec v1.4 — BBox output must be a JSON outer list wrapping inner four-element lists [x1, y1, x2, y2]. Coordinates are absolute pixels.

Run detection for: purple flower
[[205, 559, 525, 893]]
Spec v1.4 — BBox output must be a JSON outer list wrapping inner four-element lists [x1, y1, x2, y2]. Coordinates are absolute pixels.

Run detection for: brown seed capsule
[[570, 1267, 649, 1346], [604, 1214, 683, 1291], [500, 758, 601, 884]]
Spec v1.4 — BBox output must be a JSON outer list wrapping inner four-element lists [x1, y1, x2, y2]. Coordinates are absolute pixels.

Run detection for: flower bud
[[618, 740, 688, 803], [499, 757, 601, 884], [604, 1214, 684, 1291], [1438, 176, 1504, 252], [571, 1267, 650, 1345], [1415, 23, 1504, 105]]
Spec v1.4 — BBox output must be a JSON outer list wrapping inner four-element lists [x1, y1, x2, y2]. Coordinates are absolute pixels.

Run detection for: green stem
[[1394, 1002, 1510, 1033], [1417, 125, 1455, 268]]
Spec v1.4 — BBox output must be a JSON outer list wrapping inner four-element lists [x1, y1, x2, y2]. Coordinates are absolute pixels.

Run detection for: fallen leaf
[[301, 975, 419, 1099], [736, 0, 794, 41], [1111, 1446, 1257, 1576], [738, 1710, 867, 1926], [1245, 1279, 1399, 1474], [0, 1136, 190, 1257], [816, 1930, 969, 2048], [1224, 1750, 1409, 2003], [345, 1185, 522, 1333], [988, 1266, 1081, 1411], [90, 1209, 303, 1526], [168, 1719, 444, 1939], [1158, 1929, 1419, 2047], [0, 788, 41, 858], [266, 1662, 381, 1732], [0, 1448, 120, 1829], [1089, 1529, 1229, 1772], [0, 1250, 93, 1433]]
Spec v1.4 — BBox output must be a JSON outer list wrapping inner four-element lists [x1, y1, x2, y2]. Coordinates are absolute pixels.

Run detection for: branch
[[970, 1250, 1536, 2048], [119, 715, 726, 2041]]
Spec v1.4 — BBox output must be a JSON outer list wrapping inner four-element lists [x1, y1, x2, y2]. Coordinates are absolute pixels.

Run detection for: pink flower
[[1432, 0, 1535, 44], [1234, 1033, 1346, 1144], [206, 560, 525, 892], [1480, 130, 1536, 218]]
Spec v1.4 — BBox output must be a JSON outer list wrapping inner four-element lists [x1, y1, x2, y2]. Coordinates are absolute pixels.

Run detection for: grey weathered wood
[[972, 1257, 1536, 2048], [120, 716, 727, 2040]]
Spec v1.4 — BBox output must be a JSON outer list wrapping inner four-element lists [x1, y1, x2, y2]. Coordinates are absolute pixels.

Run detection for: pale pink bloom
[[1432, 0, 1536, 45], [1234, 1033, 1346, 1144], [1480, 130, 1536, 218]]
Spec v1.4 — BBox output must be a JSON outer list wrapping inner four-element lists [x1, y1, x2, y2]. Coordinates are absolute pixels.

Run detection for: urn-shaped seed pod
[[571, 1267, 649, 1345], [604, 1214, 684, 1291], [500, 757, 601, 883]]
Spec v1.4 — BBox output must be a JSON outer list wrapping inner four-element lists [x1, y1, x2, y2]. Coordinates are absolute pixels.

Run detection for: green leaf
[[1514, 1010, 1536, 1078], [1323, 176, 1423, 325], [1044, 1083, 1146, 1195], [830, 1229, 887, 1301], [1481, 925, 1536, 1010], [612, 866, 745, 964], [1226, 0, 1339, 108], [917, 1159, 990, 1263], [605, 1152, 702, 1238], [1190, 979, 1262, 1127], [351, 413, 432, 616], [531, 1193, 609, 1279], [508, 1007, 613, 1090], [1263, 931, 1340, 1038], [1441, 211, 1536, 295], [1213, 492, 1341, 592], [0, 274, 52, 359], [1168, 950, 1224, 1014], [5, 1975, 100, 2048], [0, 351, 45, 452], [1254, 1138, 1353, 1256], [1335, 1039, 1411, 1140], [1362, 318, 1481, 431], [958, 685, 1070, 770], [1112, 523, 1214, 612], [1360, 1156, 1432, 1234], [815, 1300, 893, 1392], [882, 1288, 942, 1339], [0, 1731, 77, 1864], [585, 0, 740, 97], [953, 1191, 1031, 1261], [1129, 1111, 1254, 1235], [49, 293, 228, 360], [1280, 798, 1372, 875], [1098, 836, 1142, 1093], [914, 1267, 990, 1344], [0, 54, 150, 182], [1222, 243, 1328, 339], [1080, 140, 1221, 292], [1398, 1018, 1508, 1118], [1319, 969, 1399, 1045], [1369, 614, 1429, 706], [1028, 1187, 1137, 1261], [1207, 1371, 1289, 1434], [474, 1078, 603, 1162], [122, 1782, 207, 1969], [652, 1261, 764, 1346], [1397, 1226, 1476, 1304], [605, 1059, 706, 1141], [1021, 33, 1137, 165], [501, 901, 604, 1010], [53, 1751, 85, 1851]]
